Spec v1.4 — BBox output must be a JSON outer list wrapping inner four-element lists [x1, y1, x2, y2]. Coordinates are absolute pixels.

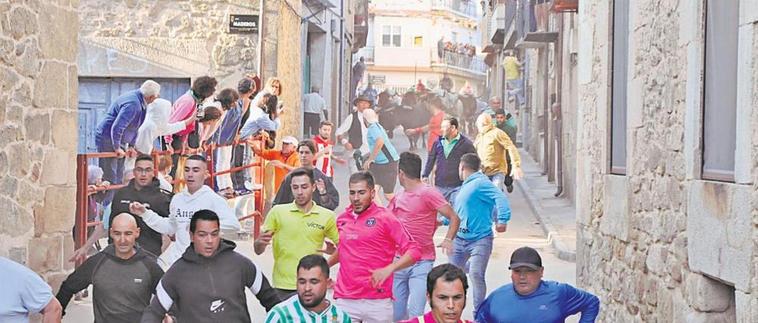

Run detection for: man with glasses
[[272, 139, 339, 210], [70, 154, 172, 262]]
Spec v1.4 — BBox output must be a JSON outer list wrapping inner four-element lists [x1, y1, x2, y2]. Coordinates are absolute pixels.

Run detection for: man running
[[476, 247, 600, 322], [390, 152, 461, 321], [399, 264, 473, 323], [422, 116, 476, 207], [329, 171, 421, 322], [57, 214, 164, 323], [450, 153, 510, 317], [474, 113, 521, 193], [272, 140, 339, 210], [255, 167, 339, 299], [265, 255, 352, 322], [141, 210, 281, 322], [129, 155, 241, 266]]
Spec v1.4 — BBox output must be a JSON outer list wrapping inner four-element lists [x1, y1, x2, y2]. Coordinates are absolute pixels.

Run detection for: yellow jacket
[[474, 125, 521, 176]]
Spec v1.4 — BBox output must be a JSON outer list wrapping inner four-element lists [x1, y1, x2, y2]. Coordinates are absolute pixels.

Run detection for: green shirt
[[265, 295, 352, 323], [442, 133, 461, 158], [262, 202, 339, 290]]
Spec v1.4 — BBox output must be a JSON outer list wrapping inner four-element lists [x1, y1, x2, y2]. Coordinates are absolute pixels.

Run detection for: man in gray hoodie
[[141, 210, 282, 323], [57, 213, 164, 323]]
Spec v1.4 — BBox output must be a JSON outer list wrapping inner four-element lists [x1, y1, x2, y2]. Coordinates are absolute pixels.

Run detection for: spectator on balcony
[[351, 57, 366, 104]]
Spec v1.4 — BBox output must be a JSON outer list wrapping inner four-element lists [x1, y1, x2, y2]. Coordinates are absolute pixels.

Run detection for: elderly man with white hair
[[362, 108, 401, 202], [95, 80, 161, 188], [473, 113, 522, 193]]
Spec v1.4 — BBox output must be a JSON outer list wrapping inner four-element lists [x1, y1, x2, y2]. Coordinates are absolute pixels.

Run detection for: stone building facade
[[576, 0, 758, 321], [0, 0, 79, 291]]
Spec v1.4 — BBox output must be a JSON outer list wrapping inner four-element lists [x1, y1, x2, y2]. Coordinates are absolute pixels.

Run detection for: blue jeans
[[507, 79, 525, 106], [436, 185, 460, 225], [393, 260, 434, 321], [488, 173, 506, 220], [449, 235, 493, 318]]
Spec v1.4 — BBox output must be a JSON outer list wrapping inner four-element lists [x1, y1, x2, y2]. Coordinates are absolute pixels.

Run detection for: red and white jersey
[[313, 135, 334, 178]]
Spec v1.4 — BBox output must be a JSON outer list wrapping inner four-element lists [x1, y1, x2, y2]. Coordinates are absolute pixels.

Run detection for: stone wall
[[0, 0, 79, 290], [576, 0, 758, 321], [78, 0, 261, 89]]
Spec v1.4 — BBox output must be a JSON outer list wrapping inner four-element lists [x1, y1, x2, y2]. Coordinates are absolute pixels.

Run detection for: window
[[413, 36, 423, 47], [382, 25, 402, 47], [610, 0, 628, 175], [702, 0, 738, 182]]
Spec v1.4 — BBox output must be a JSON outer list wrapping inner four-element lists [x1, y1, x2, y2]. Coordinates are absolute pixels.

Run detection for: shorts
[[335, 298, 393, 323], [369, 160, 398, 194]]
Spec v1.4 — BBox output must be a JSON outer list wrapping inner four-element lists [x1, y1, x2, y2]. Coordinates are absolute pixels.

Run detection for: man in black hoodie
[[70, 154, 172, 262], [141, 209, 282, 323], [57, 213, 164, 323]]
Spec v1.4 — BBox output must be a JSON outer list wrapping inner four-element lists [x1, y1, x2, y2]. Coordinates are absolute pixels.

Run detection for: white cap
[[282, 136, 299, 146]]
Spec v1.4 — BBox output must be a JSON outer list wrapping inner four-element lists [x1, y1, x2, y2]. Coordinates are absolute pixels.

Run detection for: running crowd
[[1, 77, 600, 323]]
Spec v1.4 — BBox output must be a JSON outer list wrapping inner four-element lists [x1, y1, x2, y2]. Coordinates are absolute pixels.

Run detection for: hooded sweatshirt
[[141, 240, 282, 323], [140, 185, 241, 266], [110, 178, 172, 256], [56, 245, 164, 323]]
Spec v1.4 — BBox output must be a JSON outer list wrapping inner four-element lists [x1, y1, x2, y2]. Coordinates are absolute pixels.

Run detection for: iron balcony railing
[[440, 51, 487, 73], [433, 0, 478, 17]]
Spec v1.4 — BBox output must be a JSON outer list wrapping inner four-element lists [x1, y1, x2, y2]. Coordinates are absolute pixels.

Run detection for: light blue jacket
[[453, 171, 511, 241]]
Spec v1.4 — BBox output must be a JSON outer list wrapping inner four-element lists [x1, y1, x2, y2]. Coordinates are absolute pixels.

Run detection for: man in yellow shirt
[[502, 50, 524, 106], [474, 113, 522, 193], [254, 167, 339, 299]]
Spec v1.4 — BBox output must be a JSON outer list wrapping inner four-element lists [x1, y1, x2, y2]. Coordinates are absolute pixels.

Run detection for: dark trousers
[[231, 144, 247, 191], [304, 112, 321, 136]]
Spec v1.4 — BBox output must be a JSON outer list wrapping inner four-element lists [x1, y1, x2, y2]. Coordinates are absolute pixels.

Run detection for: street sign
[[229, 14, 259, 34]]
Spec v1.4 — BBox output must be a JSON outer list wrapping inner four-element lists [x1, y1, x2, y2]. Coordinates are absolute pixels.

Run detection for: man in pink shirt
[[389, 152, 461, 322], [328, 171, 422, 323]]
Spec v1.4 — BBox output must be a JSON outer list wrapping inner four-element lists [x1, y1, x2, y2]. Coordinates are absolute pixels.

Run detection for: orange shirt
[[427, 111, 445, 152], [259, 149, 300, 193]]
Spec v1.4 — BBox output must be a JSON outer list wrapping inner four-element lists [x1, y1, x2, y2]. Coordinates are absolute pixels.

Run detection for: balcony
[[437, 51, 487, 74], [432, 0, 478, 18]]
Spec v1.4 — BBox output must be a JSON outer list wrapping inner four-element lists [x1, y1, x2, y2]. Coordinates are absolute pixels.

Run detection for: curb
[[515, 177, 577, 263]]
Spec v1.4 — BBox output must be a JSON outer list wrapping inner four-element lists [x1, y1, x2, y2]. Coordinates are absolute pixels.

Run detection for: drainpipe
[[554, 12, 564, 197], [258, 0, 265, 79]]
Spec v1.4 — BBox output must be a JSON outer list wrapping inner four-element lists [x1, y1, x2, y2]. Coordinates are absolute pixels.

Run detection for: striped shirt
[[313, 135, 334, 178], [265, 295, 352, 323]]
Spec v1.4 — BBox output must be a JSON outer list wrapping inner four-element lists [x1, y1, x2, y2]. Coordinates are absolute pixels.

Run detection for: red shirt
[[426, 111, 445, 152], [399, 311, 473, 323], [312, 135, 333, 177], [334, 203, 421, 300], [388, 184, 448, 260]]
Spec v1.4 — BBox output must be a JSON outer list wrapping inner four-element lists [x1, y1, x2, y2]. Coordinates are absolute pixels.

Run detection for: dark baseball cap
[[508, 246, 543, 270]]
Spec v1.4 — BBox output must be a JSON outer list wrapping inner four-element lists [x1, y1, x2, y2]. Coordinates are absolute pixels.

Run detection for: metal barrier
[[74, 140, 266, 255]]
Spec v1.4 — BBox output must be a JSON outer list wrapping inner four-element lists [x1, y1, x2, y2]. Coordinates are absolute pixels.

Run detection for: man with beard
[[399, 264, 473, 323], [273, 139, 339, 210], [57, 214, 164, 323], [141, 210, 281, 323], [328, 171, 421, 322], [264, 255, 352, 322], [255, 167, 339, 299]]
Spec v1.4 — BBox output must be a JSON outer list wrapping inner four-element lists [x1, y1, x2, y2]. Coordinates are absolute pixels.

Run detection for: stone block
[[40, 148, 75, 185], [9, 247, 27, 265], [0, 175, 18, 197], [38, 5, 78, 62], [15, 38, 41, 78], [600, 175, 630, 241], [67, 64, 77, 111], [50, 110, 77, 149], [0, 197, 33, 238], [45, 272, 68, 295], [6, 142, 32, 178], [0, 36, 13, 65], [735, 290, 758, 323], [34, 186, 76, 234], [32, 61, 68, 109], [686, 273, 733, 312], [645, 244, 668, 275], [27, 235, 62, 273], [687, 181, 753, 289], [16, 179, 43, 209], [686, 311, 735, 323], [24, 112, 50, 144], [62, 236, 74, 271], [7, 6, 38, 40]]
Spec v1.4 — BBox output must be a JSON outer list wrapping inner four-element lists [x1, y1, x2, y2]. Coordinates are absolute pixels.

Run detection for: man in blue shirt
[[476, 247, 600, 322], [0, 257, 63, 322], [95, 80, 160, 187], [450, 153, 510, 317]]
